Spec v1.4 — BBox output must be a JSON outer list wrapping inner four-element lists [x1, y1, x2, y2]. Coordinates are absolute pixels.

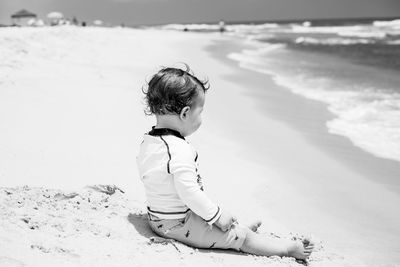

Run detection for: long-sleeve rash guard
[[136, 128, 221, 225]]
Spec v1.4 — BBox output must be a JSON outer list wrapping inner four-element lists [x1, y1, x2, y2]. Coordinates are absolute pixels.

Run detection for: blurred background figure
[[93, 19, 103, 27], [218, 20, 225, 32], [27, 18, 45, 27], [72, 16, 79, 26]]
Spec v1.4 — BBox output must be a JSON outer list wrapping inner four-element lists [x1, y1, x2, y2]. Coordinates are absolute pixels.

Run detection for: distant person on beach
[[219, 20, 226, 33], [137, 66, 314, 260]]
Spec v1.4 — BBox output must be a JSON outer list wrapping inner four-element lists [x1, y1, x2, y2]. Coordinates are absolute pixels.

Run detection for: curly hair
[[143, 65, 209, 115]]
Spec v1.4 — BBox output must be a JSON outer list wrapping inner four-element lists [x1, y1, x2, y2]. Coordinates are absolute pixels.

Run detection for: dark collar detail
[[148, 127, 185, 140]]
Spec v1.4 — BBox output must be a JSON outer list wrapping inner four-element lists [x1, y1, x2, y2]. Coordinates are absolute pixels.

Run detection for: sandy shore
[[0, 26, 393, 266], [1, 186, 356, 267]]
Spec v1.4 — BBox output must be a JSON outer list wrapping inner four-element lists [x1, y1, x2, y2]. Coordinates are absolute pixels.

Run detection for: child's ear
[[180, 106, 190, 120]]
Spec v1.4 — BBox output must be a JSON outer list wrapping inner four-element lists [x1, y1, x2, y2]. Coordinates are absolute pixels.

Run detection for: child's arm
[[170, 143, 237, 230], [173, 170, 222, 225], [175, 172, 236, 231], [174, 171, 236, 231]]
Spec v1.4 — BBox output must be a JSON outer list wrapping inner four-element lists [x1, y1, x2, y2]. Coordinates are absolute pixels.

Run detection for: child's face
[[181, 90, 205, 137]]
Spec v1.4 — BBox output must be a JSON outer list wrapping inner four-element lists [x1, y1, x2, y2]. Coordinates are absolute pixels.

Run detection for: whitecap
[[373, 19, 400, 28], [295, 36, 373, 45]]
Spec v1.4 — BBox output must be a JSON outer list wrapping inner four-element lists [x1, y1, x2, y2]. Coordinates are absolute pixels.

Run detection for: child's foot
[[302, 236, 314, 250], [287, 237, 314, 260], [247, 220, 262, 232]]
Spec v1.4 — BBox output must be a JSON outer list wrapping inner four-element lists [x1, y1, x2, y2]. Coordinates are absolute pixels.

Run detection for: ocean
[[159, 17, 400, 164]]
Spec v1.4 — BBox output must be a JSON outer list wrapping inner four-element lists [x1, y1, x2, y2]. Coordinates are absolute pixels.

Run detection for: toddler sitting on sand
[[136, 66, 314, 260]]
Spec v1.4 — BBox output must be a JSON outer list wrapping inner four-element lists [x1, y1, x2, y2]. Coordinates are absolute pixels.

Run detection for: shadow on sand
[[127, 213, 154, 239], [126, 212, 245, 257]]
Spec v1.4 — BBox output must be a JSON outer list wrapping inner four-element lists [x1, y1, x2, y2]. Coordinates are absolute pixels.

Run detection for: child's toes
[[248, 220, 262, 232], [306, 244, 314, 250], [302, 236, 315, 247]]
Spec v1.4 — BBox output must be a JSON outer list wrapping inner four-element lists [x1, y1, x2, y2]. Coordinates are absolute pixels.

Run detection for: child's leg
[[240, 230, 314, 260]]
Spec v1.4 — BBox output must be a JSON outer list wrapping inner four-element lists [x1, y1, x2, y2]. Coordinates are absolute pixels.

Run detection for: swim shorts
[[148, 211, 247, 250]]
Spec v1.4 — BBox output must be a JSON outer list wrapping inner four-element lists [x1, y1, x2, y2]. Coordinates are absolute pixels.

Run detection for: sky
[[1, 0, 399, 26]]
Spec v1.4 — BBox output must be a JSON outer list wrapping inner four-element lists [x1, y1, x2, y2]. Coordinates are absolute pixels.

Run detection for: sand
[[0, 26, 395, 266], [1, 186, 354, 267]]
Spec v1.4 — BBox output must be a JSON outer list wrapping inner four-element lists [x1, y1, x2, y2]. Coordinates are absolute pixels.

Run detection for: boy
[[137, 66, 313, 259]]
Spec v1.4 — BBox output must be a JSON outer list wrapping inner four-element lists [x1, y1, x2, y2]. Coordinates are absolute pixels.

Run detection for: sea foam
[[295, 36, 373, 45]]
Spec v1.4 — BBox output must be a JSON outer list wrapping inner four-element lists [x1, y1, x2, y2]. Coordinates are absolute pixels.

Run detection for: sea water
[[162, 18, 400, 164], [227, 18, 400, 164]]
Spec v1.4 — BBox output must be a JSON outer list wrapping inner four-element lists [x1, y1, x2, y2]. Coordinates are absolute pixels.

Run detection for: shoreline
[[206, 38, 400, 194], [203, 37, 400, 266]]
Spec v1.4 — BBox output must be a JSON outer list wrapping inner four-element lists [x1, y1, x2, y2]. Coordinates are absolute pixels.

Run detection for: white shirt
[[136, 128, 221, 225]]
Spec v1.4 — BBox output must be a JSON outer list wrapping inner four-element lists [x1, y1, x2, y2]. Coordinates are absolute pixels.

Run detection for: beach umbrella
[[10, 9, 37, 26], [11, 9, 37, 19], [47, 11, 64, 26], [47, 12, 64, 19]]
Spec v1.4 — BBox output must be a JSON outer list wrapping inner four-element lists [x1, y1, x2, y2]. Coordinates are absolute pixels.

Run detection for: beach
[[0, 26, 399, 267]]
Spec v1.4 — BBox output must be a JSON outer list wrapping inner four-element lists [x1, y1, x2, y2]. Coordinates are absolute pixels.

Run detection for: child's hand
[[215, 211, 237, 232]]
